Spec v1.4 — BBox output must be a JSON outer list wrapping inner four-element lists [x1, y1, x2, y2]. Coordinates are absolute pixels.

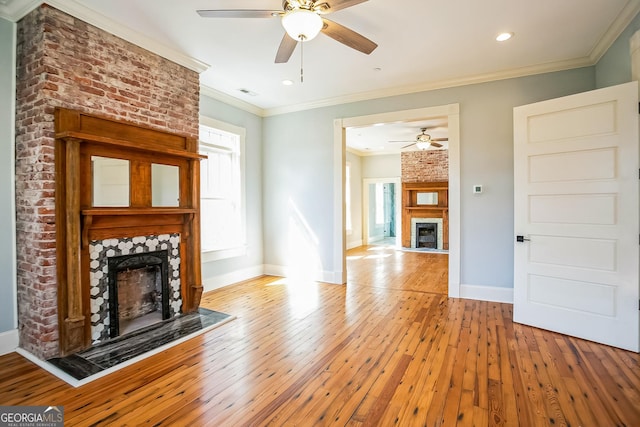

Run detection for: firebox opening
[[108, 250, 171, 339], [416, 223, 438, 249], [117, 265, 164, 335]]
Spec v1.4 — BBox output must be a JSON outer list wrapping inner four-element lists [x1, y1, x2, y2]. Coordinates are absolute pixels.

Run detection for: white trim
[[589, 0, 640, 63], [2, 0, 209, 72], [263, 264, 286, 278], [3, 1, 637, 115], [0, 0, 39, 21], [459, 284, 514, 304], [202, 265, 264, 293], [200, 85, 265, 117], [263, 264, 344, 285], [263, 58, 592, 117], [201, 246, 247, 263], [336, 105, 461, 298], [15, 314, 235, 387], [333, 119, 347, 284], [0, 329, 18, 355], [346, 239, 363, 250], [199, 116, 247, 257]]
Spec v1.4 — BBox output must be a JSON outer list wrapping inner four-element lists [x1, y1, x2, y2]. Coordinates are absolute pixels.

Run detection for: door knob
[[516, 235, 530, 242]]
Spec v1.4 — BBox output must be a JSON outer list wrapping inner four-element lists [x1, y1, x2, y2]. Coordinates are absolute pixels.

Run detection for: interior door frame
[[333, 104, 461, 297], [362, 177, 401, 246]]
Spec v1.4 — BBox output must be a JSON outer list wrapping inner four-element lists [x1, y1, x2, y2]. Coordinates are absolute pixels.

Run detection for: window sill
[[202, 245, 247, 262]]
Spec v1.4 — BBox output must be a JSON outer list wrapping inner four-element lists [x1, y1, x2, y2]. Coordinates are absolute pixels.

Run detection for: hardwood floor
[[0, 245, 638, 426]]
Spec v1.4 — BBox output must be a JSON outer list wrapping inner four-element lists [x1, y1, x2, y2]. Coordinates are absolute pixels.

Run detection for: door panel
[[514, 81, 639, 352]]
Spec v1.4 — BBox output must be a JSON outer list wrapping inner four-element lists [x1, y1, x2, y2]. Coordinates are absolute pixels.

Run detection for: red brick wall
[[15, 4, 199, 359], [401, 150, 449, 183]]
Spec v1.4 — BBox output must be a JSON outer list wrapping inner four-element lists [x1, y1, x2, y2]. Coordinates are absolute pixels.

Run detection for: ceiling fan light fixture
[[415, 141, 431, 150], [282, 8, 323, 41]]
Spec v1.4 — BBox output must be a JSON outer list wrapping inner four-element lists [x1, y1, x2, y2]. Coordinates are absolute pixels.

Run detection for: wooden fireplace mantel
[[402, 181, 449, 249], [55, 108, 204, 355]]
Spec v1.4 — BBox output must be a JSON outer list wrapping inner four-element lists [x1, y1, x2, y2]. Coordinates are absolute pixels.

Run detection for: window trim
[[199, 115, 247, 262]]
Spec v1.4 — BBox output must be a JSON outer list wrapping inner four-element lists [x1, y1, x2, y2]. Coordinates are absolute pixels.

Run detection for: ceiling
[[346, 118, 449, 156], [3, 0, 636, 116], [1, 0, 638, 153]]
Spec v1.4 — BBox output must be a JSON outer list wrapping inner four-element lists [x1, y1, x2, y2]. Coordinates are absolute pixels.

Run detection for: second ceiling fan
[[389, 128, 448, 150], [197, 0, 378, 63]]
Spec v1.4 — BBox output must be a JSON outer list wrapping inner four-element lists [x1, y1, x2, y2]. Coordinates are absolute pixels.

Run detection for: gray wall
[[345, 151, 362, 249], [199, 96, 264, 284], [0, 17, 16, 333], [263, 68, 595, 288], [596, 11, 640, 88], [0, 18, 17, 333]]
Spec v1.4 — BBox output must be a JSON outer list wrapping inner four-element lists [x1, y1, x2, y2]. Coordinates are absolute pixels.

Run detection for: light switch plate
[[473, 184, 483, 194]]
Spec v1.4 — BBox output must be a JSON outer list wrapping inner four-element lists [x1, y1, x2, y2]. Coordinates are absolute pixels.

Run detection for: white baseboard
[[202, 265, 265, 293], [346, 239, 363, 250], [459, 284, 514, 304], [263, 264, 344, 285], [0, 329, 18, 356]]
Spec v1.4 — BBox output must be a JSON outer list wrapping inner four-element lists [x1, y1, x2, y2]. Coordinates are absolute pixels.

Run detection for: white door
[[514, 81, 639, 352]]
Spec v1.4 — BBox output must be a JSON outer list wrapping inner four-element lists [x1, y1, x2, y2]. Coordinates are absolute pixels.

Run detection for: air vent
[[238, 88, 258, 96]]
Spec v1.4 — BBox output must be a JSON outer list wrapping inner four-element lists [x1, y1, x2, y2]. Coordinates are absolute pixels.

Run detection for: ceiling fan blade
[[402, 143, 416, 149], [275, 33, 298, 63], [316, 0, 368, 13], [431, 138, 448, 142], [321, 18, 377, 55], [430, 142, 444, 148], [197, 10, 280, 18]]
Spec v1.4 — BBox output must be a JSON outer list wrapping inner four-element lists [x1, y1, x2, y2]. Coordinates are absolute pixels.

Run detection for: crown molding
[[262, 56, 593, 116], [589, 0, 640, 63], [200, 85, 265, 117], [0, 0, 40, 21], [1, 0, 209, 73]]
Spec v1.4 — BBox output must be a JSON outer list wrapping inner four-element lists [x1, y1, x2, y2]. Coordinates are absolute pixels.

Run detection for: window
[[199, 117, 246, 261]]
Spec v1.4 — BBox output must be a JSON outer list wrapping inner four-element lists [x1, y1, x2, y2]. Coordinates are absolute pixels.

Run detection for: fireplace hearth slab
[[43, 308, 233, 385]]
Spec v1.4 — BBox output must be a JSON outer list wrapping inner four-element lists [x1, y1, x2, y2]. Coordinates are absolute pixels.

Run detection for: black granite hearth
[[48, 308, 232, 381]]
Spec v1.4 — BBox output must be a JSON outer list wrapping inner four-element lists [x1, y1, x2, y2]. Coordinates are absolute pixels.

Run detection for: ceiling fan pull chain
[[300, 37, 304, 83]]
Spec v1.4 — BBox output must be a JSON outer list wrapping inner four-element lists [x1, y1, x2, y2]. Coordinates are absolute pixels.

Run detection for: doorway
[[333, 104, 461, 297], [362, 178, 401, 247]]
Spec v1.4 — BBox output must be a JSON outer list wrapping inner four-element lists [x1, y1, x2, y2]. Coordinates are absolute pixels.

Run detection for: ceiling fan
[[389, 128, 448, 150], [197, 0, 378, 64]]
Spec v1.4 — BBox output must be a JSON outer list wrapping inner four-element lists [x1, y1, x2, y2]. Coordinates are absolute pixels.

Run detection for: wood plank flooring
[[0, 244, 638, 426]]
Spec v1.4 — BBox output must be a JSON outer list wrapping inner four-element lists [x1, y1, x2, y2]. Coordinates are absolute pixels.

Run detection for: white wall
[[262, 68, 595, 288], [362, 154, 401, 178]]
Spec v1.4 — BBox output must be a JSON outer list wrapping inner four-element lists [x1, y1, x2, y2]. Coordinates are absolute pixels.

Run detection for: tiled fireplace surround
[[88, 234, 182, 344], [15, 5, 200, 359]]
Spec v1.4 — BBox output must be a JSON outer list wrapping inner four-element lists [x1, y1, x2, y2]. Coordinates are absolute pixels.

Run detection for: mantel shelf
[[82, 208, 197, 216], [57, 131, 206, 160], [404, 207, 449, 211]]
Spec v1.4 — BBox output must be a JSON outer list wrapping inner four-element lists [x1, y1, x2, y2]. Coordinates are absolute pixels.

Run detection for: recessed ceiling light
[[496, 32, 513, 42], [282, 79, 294, 86]]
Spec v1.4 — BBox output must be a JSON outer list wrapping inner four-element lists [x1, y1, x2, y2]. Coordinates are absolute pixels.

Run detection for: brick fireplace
[[400, 150, 449, 249], [15, 4, 201, 359]]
